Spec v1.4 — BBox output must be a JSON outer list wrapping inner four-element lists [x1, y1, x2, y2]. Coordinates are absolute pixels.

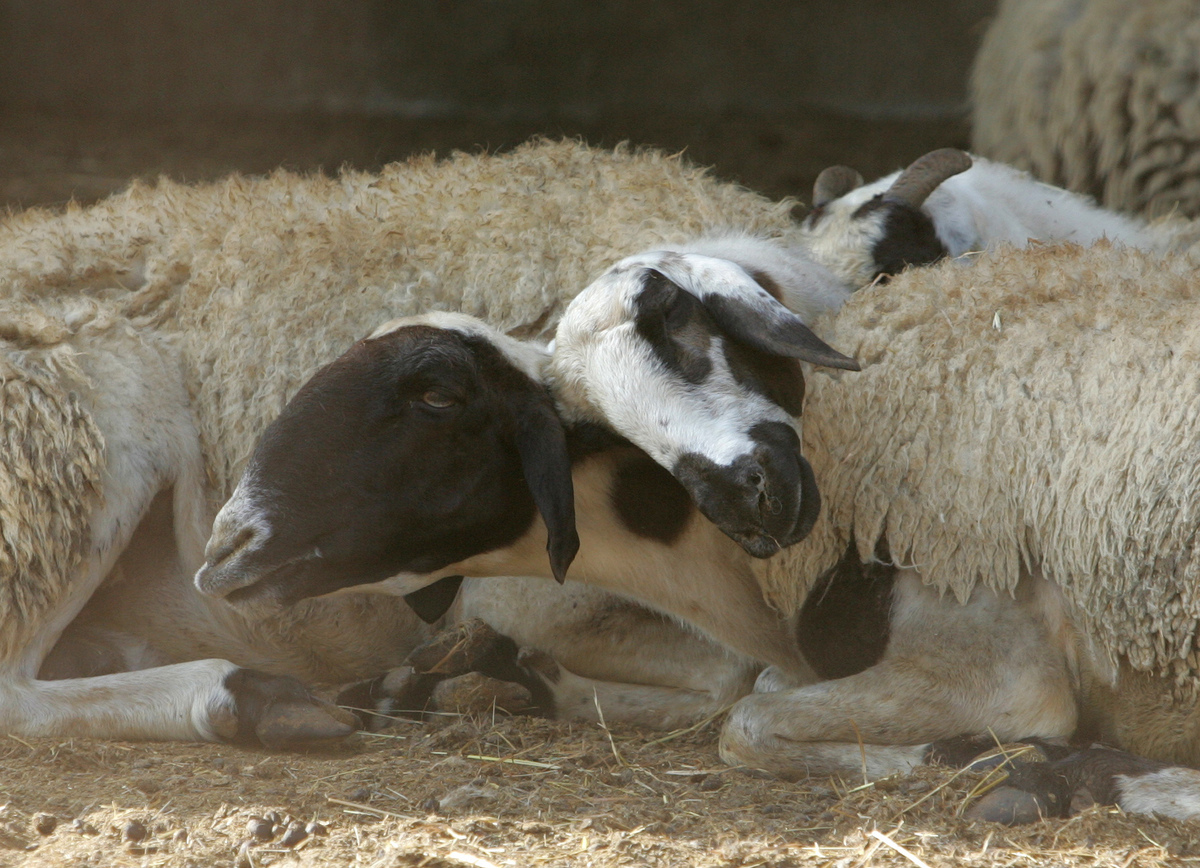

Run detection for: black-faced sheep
[[970, 0, 1200, 219], [1, 138, 855, 744]]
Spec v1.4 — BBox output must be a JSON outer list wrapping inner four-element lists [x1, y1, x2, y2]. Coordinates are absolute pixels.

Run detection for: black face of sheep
[[194, 320, 578, 611]]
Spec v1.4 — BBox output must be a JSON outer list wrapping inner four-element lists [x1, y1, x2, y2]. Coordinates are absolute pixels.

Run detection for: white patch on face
[[549, 253, 800, 471], [1115, 766, 1200, 821]]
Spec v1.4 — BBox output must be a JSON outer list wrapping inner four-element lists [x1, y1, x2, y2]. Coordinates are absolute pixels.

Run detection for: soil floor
[[2, 714, 1197, 868]]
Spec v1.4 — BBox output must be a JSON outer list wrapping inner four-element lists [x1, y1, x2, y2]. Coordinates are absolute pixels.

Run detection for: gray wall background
[[0, 1, 993, 120], [0, 1, 997, 207]]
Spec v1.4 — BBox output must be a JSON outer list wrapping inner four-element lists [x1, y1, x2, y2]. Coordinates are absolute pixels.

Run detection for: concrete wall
[[0, 1, 995, 121]]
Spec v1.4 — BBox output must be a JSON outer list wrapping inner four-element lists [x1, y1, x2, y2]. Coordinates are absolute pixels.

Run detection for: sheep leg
[[719, 570, 1078, 780]]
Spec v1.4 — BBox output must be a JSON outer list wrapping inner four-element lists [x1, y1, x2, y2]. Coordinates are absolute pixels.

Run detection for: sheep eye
[[420, 390, 456, 409]]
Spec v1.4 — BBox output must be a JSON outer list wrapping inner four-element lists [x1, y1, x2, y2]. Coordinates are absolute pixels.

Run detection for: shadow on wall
[[0, 0, 995, 207]]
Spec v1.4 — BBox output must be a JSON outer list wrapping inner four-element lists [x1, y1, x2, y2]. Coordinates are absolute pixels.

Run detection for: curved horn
[[884, 148, 972, 209], [812, 165, 864, 208]]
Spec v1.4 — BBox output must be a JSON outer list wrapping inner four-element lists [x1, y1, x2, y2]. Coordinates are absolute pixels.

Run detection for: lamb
[[970, 0, 1200, 219], [204, 243, 1200, 820], [1, 137, 862, 744], [796, 147, 1200, 289], [551, 239, 1200, 818]]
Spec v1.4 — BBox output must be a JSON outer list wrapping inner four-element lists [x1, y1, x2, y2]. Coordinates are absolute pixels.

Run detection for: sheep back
[[0, 139, 798, 505], [762, 243, 1200, 684], [971, 0, 1200, 219]]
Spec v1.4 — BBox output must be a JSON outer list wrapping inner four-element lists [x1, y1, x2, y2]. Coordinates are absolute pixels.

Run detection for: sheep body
[[763, 242, 1200, 685], [1, 138, 819, 741], [971, 0, 1200, 218]]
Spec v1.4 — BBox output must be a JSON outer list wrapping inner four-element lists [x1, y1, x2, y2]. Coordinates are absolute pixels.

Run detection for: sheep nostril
[[206, 526, 257, 569]]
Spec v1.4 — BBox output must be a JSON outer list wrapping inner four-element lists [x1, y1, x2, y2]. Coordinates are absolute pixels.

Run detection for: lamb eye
[[421, 390, 456, 409]]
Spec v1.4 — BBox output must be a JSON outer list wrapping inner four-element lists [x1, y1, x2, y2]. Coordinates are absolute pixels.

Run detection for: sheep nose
[[194, 494, 271, 596], [203, 524, 257, 573]]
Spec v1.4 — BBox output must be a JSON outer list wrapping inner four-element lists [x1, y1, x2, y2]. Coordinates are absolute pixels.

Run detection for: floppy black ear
[[512, 385, 579, 583], [403, 575, 464, 624], [699, 293, 861, 371]]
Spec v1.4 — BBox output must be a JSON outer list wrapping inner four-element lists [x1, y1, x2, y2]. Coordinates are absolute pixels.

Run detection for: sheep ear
[[700, 293, 861, 371], [404, 575, 464, 623], [513, 387, 579, 583], [813, 165, 864, 207]]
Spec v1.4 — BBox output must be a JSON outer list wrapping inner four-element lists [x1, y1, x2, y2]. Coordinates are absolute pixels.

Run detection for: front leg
[[720, 571, 1078, 779]]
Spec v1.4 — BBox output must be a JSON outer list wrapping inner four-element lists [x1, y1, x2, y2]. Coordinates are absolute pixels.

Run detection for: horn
[[884, 148, 972, 209], [700, 293, 861, 372], [812, 165, 864, 208]]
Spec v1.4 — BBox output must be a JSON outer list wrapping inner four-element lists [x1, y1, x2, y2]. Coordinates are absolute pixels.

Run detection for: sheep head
[[799, 148, 972, 287], [548, 251, 858, 559], [195, 312, 578, 614]]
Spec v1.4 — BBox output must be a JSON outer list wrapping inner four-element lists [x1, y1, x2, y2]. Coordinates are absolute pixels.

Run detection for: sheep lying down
[[206, 242, 1200, 822], [1, 138, 868, 746]]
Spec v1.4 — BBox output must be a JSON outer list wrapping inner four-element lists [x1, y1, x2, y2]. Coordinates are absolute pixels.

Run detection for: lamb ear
[[699, 293, 861, 372], [513, 387, 579, 583], [404, 575, 464, 623]]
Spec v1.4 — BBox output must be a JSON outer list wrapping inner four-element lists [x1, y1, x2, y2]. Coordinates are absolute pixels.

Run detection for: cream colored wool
[[0, 342, 104, 659], [0, 138, 801, 634], [971, 0, 1200, 219], [758, 243, 1200, 683]]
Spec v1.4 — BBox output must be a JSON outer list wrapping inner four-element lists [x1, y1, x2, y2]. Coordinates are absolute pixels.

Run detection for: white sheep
[[796, 147, 1200, 289], [970, 0, 1200, 219], [551, 239, 1200, 817], [1, 138, 853, 744]]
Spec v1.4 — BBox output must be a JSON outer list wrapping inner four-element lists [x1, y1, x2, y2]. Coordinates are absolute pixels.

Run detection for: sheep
[[796, 147, 1200, 289], [970, 0, 1200, 219], [551, 239, 1200, 818], [203, 244, 1200, 821], [1, 137, 863, 744]]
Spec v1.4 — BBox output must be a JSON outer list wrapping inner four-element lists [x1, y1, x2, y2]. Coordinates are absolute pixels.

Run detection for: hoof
[[223, 669, 357, 749], [431, 672, 534, 716]]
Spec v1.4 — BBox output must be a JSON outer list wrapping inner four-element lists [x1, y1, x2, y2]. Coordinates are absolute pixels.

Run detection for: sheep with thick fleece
[[727, 241, 1200, 772], [971, 0, 1200, 219], [0, 138, 846, 743], [200, 242, 1200, 819]]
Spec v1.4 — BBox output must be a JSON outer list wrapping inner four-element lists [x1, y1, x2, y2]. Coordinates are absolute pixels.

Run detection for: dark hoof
[[430, 672, 534, 715], [223, 669, 357, 749], [966, 786, 1055, 825], [405, 617, 508, 675], [337, 666, 440, 729]]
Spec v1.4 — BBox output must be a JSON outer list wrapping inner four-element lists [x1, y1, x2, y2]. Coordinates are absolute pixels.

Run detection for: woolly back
[[163, 139, 798, 502], [0, 338, 105, 659], [764, 243, 1200, 683], [971, 0, 1200, 219], [0, 140, 799, 512]]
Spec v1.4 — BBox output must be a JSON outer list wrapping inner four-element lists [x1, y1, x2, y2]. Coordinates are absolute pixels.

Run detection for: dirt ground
[[2, 108, 1198, 865], [2, 713, 1198, 868]]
